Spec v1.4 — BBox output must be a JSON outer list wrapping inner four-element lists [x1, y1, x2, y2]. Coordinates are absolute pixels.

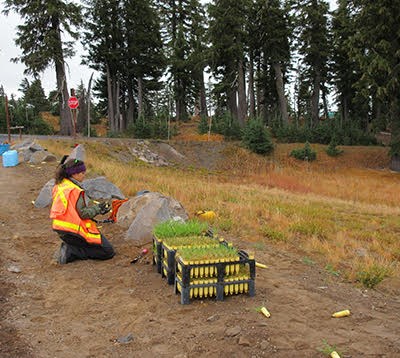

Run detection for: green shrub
[[242, 118, 274, 155], [212, 112, 242, 140], [28, 117, 54, 135], [356, 263, 392, 288], [290, 142, 317, 161], [326, 140, 343, 157], [198, 115, 209, 135], [272, 117, 377, 146]]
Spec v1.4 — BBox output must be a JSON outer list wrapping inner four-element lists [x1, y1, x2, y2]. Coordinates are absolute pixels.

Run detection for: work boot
[[58, 243, 68, 264]]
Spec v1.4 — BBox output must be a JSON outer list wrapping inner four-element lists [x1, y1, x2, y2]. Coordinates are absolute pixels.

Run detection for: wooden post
[[70, 88, 77, 140], [5, 95, 11, 143]]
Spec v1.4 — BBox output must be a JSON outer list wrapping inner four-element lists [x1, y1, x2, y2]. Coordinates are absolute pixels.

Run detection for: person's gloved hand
[[98, 202, 111, 215]]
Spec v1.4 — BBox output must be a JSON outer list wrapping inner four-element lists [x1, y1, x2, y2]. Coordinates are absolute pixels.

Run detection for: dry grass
[[39, 138, 400, 286]]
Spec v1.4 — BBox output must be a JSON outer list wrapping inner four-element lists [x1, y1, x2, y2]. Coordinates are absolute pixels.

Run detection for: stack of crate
[[152, 220, 256, 304]]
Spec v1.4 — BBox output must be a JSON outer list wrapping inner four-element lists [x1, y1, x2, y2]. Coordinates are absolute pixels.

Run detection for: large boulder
[[28, 150, 57, 164], [34, 179, 55, 208], [67, 144, 86, 162], [81, 177, 125, 200], [118, 192, 188, 246], [34, 176, 125, 208], [14, 140, 48, 163]]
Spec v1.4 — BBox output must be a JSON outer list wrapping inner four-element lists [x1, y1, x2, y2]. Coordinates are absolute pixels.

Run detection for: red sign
[[68, 96, 79, 109]]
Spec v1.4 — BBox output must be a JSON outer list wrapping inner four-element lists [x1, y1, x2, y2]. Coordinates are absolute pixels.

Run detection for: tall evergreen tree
[[123, 0, 165, 125], [347, 0, 400, 140], [19, 78, 50, 115], [254, 0, 292, 124], [157, 0, 206, 121], [83, 0, 165, 132], [3, 0, 82, 135], [296, 0, 331, 125], [208, 0, 249, 126], [83, 0, 124, 133]]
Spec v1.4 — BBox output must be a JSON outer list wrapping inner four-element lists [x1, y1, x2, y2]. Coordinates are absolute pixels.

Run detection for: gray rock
[[238, 337, 251, 346], [34, 179, 55, 208], [7, 264, 21, 273], [128, 140, 169, 166], [206, 315, 220, 322], [16, 141, 47, 162], [82, 177, 125, 200], [68, 144, 86, 162], [225, 326, 241, 337], [260, 340, 269, 350], [23, 148, 34, 162], [116, 333, 134, 344], [120, 192, 188, 246], [35, 176, 124, 208], [12, 139, 36, 151], [29, 150, 57, 164]]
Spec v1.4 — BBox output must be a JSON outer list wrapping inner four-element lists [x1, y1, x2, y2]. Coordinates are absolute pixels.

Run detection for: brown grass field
[[38, 135, 400, 290]]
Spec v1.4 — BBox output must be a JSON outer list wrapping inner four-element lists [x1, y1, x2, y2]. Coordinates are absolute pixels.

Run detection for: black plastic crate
[[152, 229, 214, 275], [174, 250, 256, 304], [161, 237, 227, 285], [152, 236, 163, 274]]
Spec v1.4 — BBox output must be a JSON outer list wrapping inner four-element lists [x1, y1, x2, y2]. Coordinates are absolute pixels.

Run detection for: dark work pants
[[56, 230, 115, 264]]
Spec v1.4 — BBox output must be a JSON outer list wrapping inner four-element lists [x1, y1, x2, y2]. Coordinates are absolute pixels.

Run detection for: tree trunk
[[256, 59, 262, 118], [120, 88, 127, 132], [106, 64, 115, 132], [311, 71, 321, 125], [248, 54, 256, 119], [237, 58, 247, 127], [341, 93, 349, 125], [321, 86, 329, 120], [86, 73, 93, 137], [273, 62, 288, 124], [227, 86, 238, 120], [199, 70, 208, 117], [77, 88, 86, 133], [126, 76, 135, 127], [52, 16, 72, 136], [138, 76, 144, 117], [227, 64, 238, 120], [115, 79, 121, 131]]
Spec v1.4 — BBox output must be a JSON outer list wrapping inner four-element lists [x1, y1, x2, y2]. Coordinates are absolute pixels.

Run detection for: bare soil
[[1, 150, 400, 358]]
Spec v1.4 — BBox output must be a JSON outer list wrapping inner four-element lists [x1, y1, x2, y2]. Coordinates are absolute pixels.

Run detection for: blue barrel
[[2, 150, 19, 167], [0, 143, 10, 155]]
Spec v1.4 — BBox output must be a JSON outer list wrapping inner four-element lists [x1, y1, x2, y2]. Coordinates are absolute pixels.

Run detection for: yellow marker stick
[[260, 307, 271, 318], [256, 262, 268, 269], [332, 309, 350, 318], [330, 351, 341, 358]]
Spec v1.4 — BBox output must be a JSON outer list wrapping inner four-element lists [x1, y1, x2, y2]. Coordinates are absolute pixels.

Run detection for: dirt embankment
[[1, 157, 400, 358]]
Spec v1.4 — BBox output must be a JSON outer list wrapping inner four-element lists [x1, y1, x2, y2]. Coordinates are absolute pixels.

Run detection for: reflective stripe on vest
[[50, 179, 101, 245]]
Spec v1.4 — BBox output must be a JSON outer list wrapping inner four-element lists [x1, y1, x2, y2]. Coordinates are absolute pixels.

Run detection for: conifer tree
[[3, 0, 82, 135], [254, 0, 292, 124], [157, 0, 206, 122], [208, 0, 249, 126], [296, 0, 331, 125], [347, 0, 400, 141], [83, 0, 124, 133]]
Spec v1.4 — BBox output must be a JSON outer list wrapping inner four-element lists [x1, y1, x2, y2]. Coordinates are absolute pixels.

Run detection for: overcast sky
[[0, 1, 337, 98]]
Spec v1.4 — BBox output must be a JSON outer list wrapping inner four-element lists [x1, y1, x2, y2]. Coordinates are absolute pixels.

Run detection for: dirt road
[[1, 161, 400, 357]]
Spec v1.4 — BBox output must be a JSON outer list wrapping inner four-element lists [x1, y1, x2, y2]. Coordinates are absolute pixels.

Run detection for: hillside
[[1, 133, 399, 357]]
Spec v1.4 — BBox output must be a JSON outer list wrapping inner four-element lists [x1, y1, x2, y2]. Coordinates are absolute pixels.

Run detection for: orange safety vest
[[50, 178, 101, 245]]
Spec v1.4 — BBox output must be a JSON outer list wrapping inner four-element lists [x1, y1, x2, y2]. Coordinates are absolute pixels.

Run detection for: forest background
[[0, 0, 399, 155]]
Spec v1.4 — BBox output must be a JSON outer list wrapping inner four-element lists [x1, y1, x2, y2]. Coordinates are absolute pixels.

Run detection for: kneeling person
[[50, 158, 115, 264]]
